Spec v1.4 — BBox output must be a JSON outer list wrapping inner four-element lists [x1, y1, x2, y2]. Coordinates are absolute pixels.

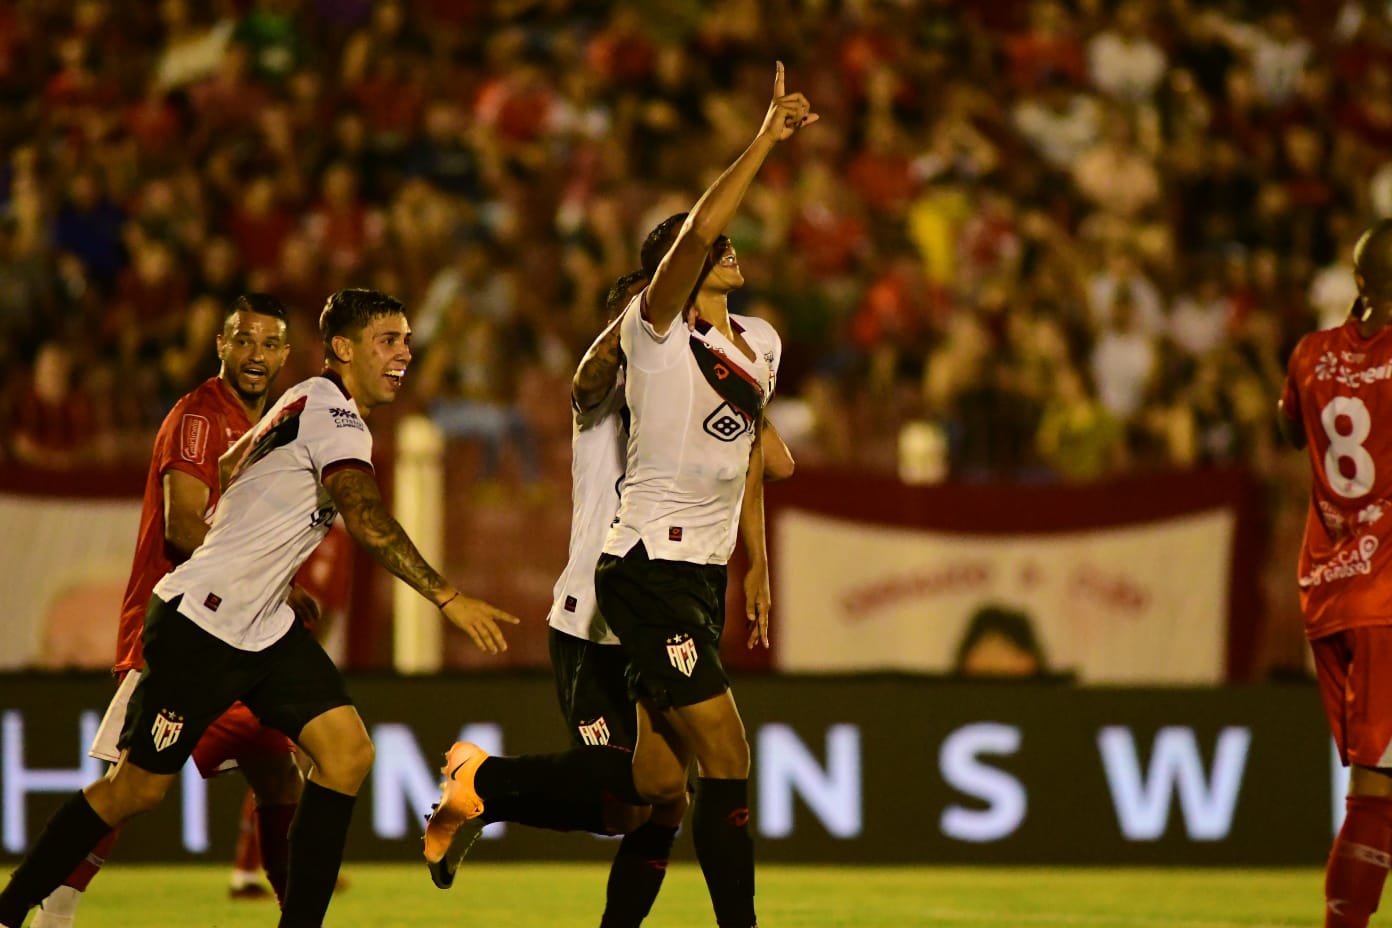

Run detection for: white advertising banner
[[775, 507, 1235, 683], [0, 494, 139, 670]]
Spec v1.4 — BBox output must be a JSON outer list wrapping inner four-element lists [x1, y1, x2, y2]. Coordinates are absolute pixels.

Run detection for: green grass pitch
[[54, 863, 1321, 927]]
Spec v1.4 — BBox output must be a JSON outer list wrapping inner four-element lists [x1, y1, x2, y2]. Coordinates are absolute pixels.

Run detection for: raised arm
[[644, 62, 816, 335], [324, 466, 519, 652], [572, 311, 626, 413]]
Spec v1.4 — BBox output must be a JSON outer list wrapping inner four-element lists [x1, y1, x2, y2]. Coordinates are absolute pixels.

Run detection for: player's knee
[[101, 770, 172, 817], [636, 767, 688, 806], [339, 735, 375, 785], [247, 756, 304, 806]]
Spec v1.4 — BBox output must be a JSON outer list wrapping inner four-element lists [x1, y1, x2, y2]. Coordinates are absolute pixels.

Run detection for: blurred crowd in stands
[[0, 0, 1384, 672]]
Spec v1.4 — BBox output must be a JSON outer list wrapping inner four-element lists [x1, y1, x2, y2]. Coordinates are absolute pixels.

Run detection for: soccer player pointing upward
[[426, 63, 813, 928], [0, 289, 518, 928]]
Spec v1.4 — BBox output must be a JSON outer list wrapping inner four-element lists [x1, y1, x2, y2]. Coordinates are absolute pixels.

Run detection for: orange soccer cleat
[[422, 741, 488, 888]]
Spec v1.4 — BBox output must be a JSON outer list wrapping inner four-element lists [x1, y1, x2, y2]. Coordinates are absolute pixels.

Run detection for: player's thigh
[[595, 545, 730, 712], [1318, 625, 1392, 770], [240, 621, 353, 743], [632, 697, 694, 804], [550, 627, 637, 749], [120, 596, 248, 776], [663, 688, 750, 778], [191, 701, 297, 780]]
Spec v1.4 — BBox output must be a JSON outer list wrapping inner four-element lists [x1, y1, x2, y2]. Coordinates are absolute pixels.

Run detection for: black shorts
[[120, 595, 352, 775], [548, 627, 636, 750], [594, 542, 729, 710]]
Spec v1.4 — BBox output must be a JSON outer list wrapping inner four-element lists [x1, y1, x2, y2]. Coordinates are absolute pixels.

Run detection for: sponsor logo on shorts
[[577, 716, 611, 746], [329, 407, 366, 430], [180, 414, 210, 464], [151, 709, 185, 752], [204, 592, 222, 611], [668, 526, 683, 542], [666, 633, 698, 677], [564, 595, 578, 612]]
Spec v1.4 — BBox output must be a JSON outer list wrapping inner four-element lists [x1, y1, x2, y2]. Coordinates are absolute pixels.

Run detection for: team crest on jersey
[[151, 709, 185, 752], [329, 407, 366, 430], [666, 633, 698, 677], [577, 716, 611, 746]]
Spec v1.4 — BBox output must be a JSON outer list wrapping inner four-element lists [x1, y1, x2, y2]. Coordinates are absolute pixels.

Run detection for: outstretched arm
[[645, 62, 817, 335], [324, 467, 519, 652]]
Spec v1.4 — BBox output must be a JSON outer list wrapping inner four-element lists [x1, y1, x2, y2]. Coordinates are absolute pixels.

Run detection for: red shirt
[[1282, 316, 1392, 639], [113, 377, 251, 673]]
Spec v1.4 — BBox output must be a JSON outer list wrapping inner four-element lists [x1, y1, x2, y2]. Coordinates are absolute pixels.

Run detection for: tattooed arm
[[572, 313, 625, 413], [324, 466, 519, 652]]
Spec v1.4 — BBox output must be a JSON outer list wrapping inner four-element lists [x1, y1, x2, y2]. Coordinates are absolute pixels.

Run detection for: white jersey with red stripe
[[154, 373, 373, 651], [546, 369, 628, 644], [603, 296, 781, 567]]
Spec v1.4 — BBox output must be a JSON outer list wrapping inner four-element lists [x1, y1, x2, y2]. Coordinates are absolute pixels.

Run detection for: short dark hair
[[953, 604, 1047, 674], [320, 288, 405, 361], [227, 292, 288, 326], [604, 269, 649, 317], [639, 212, 730, 277]]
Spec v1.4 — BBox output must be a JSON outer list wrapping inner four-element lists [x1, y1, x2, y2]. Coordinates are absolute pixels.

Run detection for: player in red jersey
[[1281, 218, 1392, 928], [34, 293, 305, 927]]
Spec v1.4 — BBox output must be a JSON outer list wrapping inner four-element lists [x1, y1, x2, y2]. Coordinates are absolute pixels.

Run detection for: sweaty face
[[345, 312, 412, 411], [218, 311, 289, 404]]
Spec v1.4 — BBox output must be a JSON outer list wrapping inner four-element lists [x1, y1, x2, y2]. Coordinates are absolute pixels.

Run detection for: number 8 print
[[1322, 396, 1375, 499]]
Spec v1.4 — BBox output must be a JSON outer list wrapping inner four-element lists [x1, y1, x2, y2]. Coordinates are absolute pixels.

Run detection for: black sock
[[600, 821, 679, 928], [692, 777, 756, 928], [0, 791, 112, 927], [279, 781, 355, 928], [473, 746, 643, 805], [478, 794, 609, 833]]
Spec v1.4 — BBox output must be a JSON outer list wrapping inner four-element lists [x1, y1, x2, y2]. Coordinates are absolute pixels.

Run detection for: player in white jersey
[[424, 63, 813, 928], [0, 289, 520, 928]]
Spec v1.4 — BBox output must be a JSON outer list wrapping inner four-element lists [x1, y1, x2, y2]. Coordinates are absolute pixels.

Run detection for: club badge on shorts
[[666, 633, 698, 677], [577, 716, 611, 746], [151, 709, 185, 752]]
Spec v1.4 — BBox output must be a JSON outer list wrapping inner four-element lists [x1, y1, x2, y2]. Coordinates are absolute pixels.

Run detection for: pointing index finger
[[774, 60, 784, 97]]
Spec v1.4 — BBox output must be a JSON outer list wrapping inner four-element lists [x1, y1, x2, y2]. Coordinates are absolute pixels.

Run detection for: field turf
[[52, 862, 1322, 927]]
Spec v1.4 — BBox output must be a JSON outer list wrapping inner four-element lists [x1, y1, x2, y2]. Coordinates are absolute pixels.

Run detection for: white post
[[393, 414, 445, 673]]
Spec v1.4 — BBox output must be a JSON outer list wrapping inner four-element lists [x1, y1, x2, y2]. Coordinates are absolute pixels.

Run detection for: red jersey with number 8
[[1282, 315, 1392, 639]]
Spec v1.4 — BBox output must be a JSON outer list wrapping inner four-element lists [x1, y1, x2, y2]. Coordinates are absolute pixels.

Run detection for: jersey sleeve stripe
[[321, 459, 375, 480]]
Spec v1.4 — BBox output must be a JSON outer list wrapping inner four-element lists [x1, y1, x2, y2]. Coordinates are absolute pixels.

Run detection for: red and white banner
[[744, 468, 1263, 683], [777, 508, 1232, 682]]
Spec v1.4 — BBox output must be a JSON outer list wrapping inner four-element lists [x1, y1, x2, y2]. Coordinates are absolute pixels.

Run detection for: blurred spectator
[[1087, 0, 1166, 104], [8, 342, 108, 469], [1011, 72, 1101, 171], [953, 603, 1051, 678]]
